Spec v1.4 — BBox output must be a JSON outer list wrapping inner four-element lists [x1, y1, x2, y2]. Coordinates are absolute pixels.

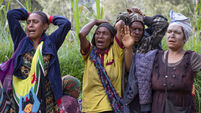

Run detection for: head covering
[[62, 75, 81, 96], [115, 12, 144, 26], [129, 12, 144, 25], [91, 23, 116, 46], [60, 96, 81, 113], [116, 12, 131, 25], [169, 10, 192, 40]]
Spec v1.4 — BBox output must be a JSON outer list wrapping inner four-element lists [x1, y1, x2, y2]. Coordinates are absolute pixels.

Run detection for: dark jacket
[[132, 15, 168, 53], [123, 50, 158, 113], [7, 8, 71, 101]]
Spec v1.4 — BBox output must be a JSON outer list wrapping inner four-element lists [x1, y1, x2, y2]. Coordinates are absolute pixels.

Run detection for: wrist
[[125, 47, 133, 53]]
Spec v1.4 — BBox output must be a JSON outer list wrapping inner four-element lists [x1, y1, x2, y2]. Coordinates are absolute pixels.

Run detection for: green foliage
[[71, 0, 80, 38], [0, 0, 13, 62], [0, 0, 201, 111]]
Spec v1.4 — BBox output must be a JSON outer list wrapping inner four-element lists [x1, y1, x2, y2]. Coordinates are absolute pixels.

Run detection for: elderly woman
[[79, 19, 130, 113], [123, 11, 201, 113]]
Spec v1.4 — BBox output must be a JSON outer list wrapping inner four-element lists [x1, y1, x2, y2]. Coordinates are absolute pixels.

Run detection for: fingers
[[130, 32, 135, 42], [126, 8, 132, 14], [124, 25, 130, 35], [127, 8, 144, 16]]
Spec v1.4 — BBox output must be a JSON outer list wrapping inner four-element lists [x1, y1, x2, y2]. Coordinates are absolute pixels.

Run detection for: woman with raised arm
[[79, 19, 130, 113], [123, 10, 201, 113], [6, 8, 71, 112]]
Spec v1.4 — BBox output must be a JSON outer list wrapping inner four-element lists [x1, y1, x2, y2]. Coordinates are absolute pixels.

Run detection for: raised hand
[[127, 7, 145, 16], [122, 25, 135, 49]]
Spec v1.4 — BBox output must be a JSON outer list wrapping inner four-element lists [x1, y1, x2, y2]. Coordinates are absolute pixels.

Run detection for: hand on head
[[95, 19, 109, 26], [127, 7, 145, 16]]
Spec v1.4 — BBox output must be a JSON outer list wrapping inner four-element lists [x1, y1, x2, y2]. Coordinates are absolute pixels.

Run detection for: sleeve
[[48, 15, 71, 50], [7, 8, 28, 50], [80, 43, 92, 61], [143, 15, 169, 49], [191, 52, 201, 72], [113, 35, 124, 59]]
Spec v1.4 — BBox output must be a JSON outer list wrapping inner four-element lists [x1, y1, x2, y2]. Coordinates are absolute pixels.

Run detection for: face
[[166, 24, 186, 50], [130, 21, 144, 43], [26, 13, 48, 40], [23, 103, 33, 113], [68, 87, 80, 99], [95, 27, 113, 50]]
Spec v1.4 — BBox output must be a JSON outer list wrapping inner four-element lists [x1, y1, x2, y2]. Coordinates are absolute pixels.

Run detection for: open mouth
[[28, 29, 36, 34], [96, 40, 104, 46], [168, 40, 175, 43]]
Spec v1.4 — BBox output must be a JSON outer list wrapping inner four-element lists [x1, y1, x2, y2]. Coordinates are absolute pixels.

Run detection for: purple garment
[[0, 37, 25, 91], [59, 96, 81, 113]]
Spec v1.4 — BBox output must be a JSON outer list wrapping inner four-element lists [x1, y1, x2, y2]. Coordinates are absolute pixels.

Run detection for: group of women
[[0, 6, 201, 113]]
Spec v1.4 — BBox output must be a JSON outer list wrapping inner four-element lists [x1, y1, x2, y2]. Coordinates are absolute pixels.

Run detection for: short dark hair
[[32, 11, 50, 25]]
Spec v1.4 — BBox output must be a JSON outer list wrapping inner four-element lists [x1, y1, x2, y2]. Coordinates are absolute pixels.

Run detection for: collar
[[96, 47, 110, 55], [28, 33, 47, 44]]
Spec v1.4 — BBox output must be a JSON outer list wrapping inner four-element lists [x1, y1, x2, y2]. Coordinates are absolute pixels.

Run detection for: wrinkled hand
[[127, 7, 145, 16], [95, 19, 109, 26], [122, 25, 135, 49]]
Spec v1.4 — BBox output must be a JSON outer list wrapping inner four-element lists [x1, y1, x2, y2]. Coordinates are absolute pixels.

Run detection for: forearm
[[146, 15, 168, 48], [125, 47, 133, 72], [79, 20, 97, 51], [115, 20, 125, 45], [79, 20, 97, 37], [50, 15, 71, 50]]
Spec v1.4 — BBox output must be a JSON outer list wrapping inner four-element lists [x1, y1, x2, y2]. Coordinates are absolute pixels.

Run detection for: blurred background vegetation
[[0, 0, 201, 112]]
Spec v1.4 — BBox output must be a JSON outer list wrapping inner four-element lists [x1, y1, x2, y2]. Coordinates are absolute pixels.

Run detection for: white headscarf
[[169, 10, 192, 40]]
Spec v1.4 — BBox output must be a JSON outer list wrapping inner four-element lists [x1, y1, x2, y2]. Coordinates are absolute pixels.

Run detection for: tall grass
[[0, 0, 13, 62], [1, 0, 200, 112], [58, 0, 103, 81]]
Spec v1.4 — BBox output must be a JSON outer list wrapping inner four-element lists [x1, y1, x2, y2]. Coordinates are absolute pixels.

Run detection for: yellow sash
[[13, 42, 44, 104]]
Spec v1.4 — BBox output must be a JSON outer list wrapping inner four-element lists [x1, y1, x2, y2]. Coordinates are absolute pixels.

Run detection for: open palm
[[122, 25, 135, 49]]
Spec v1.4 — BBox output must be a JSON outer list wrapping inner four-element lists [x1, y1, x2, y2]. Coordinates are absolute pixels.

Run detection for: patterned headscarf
[[169, 10, 192, 40], [116, 12, 144, 26], [62, 75, 81, 96], [115, 12, 131, 25], [129, 12, 144, 25]]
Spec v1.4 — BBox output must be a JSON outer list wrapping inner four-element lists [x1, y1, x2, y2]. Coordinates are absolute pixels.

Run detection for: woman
[[6, 8, 71, 112], [59, 75, 81, 113], [79, 19, 128, 113], [123, 11, 201, 113]]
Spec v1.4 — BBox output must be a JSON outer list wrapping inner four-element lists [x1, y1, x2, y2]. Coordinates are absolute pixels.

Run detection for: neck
[[31, 38, 41, 49], [168, 47, 185, 55], [167, 48, 185, 63]]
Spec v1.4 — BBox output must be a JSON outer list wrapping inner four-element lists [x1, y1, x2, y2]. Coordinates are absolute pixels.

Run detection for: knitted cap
[[62, 75, 81, 95]]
